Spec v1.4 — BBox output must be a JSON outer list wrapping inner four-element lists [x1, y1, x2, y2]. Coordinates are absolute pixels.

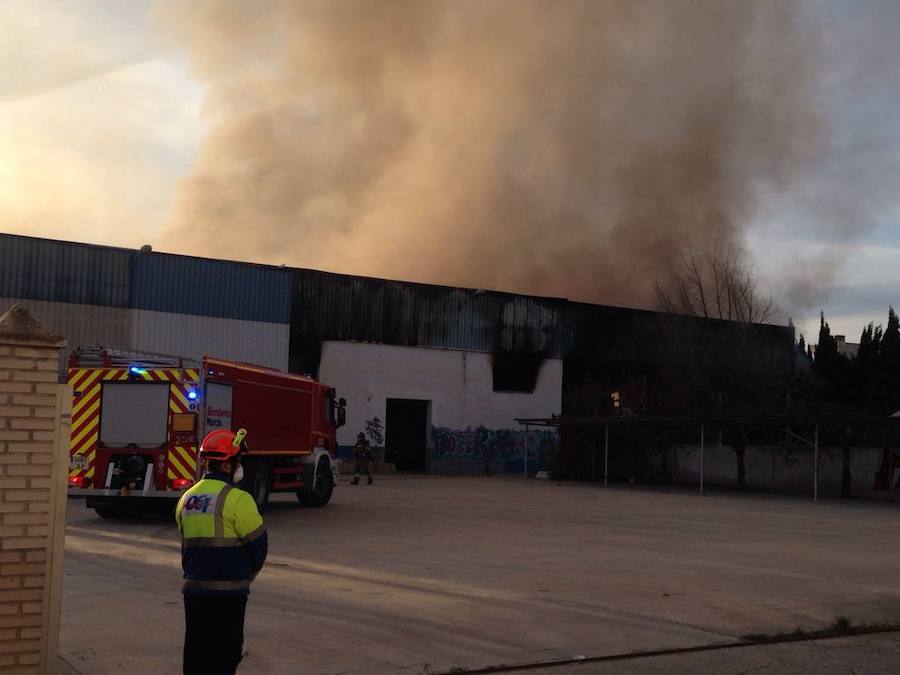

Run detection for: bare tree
[[653, 243, 777, 491], [655, 244, 774, 324]]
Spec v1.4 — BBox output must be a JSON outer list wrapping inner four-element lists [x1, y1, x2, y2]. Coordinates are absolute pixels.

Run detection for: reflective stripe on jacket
[[175, 472, 268, 595]]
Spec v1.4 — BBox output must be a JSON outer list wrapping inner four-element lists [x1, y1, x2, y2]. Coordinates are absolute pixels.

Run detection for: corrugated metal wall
[[131, 253, 292, 324], [562, 303, 669, 366], [562, 301, 795, 371], [128, 253, 292, 368], [290, 269, 567, 372], [291, 270, 794, 376], [0, 234, 131, 306], [130, 310, 290, 370], [0, 235, 294, 371], [0, 233, 795, 381], [0, 297, 133, 377]]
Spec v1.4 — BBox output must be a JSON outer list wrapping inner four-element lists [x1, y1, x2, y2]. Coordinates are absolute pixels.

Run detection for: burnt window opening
[[492, 352, 544, 393]]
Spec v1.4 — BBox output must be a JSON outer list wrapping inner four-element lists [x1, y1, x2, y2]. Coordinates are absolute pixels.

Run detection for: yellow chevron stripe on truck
[[68, 366, 197, 487]]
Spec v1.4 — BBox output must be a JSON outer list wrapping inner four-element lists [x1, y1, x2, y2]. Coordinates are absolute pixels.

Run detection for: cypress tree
[[814, 312, 837, 370], [814, 311, 847, 402], [855, 323, 880, 410], [881, 307, 900, 412], [858, 323, 873, 360], [881, 307, 900, 364]]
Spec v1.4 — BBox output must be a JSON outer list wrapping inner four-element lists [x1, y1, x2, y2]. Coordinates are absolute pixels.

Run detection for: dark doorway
[[385, 399, 430, 472]]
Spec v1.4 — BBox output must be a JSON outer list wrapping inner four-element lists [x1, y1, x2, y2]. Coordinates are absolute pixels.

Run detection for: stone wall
[[0, 306, 68, 674]]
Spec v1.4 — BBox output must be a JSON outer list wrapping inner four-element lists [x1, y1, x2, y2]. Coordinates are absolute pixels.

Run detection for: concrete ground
[[528, 632, 900, 674], [59, 477, 900, 674]]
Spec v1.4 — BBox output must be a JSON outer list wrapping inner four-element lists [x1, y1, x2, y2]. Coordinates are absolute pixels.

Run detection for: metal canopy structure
[[517, 409, 900, 502]]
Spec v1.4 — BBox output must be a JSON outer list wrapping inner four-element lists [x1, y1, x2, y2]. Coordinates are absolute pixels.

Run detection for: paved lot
[[529, 632, 900, 674], [59, 477, 900, 674]]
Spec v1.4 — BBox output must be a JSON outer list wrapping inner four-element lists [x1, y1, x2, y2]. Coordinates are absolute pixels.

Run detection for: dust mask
[[232, 462, 244, 484]]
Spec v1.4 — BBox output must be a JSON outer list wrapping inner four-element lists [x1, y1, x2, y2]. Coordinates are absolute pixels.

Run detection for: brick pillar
[[0, 305, 68, 675]]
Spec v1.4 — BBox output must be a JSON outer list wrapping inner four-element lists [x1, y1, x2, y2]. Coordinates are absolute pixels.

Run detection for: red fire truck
[[66, 347, 346, 517]]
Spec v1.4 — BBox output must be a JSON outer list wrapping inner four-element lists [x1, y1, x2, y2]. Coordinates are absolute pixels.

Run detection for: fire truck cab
[[67, 347, 346, 517]]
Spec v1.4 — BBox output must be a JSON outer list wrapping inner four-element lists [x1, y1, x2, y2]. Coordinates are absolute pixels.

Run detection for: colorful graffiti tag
[[430, 426, 558, 474]]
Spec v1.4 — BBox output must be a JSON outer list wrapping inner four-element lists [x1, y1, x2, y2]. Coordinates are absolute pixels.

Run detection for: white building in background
[[834, 335, 860, 359], [319, 341, 562, 473]]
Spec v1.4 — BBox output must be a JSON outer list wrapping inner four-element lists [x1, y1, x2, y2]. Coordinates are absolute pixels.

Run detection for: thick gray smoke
[[156, 0, 826, 307]]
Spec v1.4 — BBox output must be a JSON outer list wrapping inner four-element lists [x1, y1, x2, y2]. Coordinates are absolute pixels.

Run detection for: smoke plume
[[157, 0, 827, 307]]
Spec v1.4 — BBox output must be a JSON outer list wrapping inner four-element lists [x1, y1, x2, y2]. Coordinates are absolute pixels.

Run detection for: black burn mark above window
[[492, 351, 544, 393]]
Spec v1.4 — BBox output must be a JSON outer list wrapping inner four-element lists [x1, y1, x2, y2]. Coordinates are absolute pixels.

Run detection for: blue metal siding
[[130, 253, 292, 324], [0, 234, 131, 307]]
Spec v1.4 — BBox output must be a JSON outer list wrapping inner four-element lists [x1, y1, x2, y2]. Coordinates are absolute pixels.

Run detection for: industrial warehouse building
[[0, 233, 795, 474]]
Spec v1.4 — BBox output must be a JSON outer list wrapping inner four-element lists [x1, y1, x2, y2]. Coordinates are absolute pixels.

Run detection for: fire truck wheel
[[298, 458, 333, 507], [242, 460, 270, 513]]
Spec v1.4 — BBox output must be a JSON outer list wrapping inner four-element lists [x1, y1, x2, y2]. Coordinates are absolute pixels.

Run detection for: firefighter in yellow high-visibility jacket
[[176, 428, 267, 675]]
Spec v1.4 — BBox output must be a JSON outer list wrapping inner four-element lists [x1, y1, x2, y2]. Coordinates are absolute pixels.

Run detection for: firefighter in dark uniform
[[351, 432, 373, 485], [176, 428, 267, 675]]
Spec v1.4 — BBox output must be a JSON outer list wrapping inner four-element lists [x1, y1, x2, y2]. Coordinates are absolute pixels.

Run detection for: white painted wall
[[660, 445, 886, 496], [318, 340, 562, 447]]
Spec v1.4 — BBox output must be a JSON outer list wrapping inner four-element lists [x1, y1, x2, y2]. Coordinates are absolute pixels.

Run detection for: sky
[[0, 1, 202, 245], [2, 0, 900, 347]]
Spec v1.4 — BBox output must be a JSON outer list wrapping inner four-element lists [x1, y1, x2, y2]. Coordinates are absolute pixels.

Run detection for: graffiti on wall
[[431, 426, 558, 473]]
